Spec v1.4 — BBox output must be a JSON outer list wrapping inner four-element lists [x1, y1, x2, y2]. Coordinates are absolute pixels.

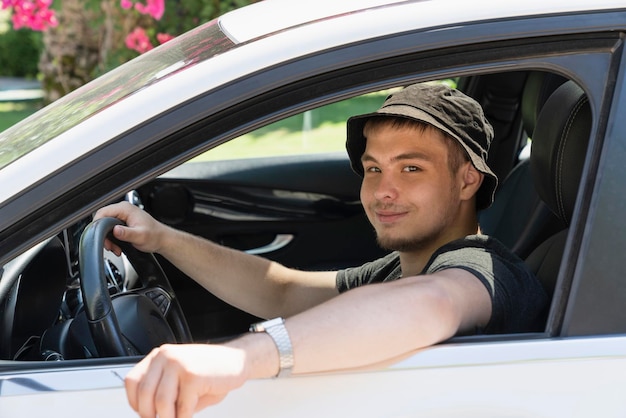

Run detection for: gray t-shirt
[[336, 235, 548, 334]]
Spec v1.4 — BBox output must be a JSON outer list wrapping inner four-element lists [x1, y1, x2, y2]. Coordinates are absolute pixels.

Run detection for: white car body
[[2, 0, 626, 416]]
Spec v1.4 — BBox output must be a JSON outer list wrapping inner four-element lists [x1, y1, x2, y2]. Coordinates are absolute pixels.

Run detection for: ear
[[458, 162, 484, 202]]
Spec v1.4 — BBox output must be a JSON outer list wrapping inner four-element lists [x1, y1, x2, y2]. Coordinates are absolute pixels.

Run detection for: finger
[[174, 363, 225, 418], [136, 358, 167, 418], [111, 224, 128, 241], [130, 350, 167, 418], [103, 241, 122, 257], [102, 225, 129, 256], [175, 380, 200, 418], [112, 223, 149, 252], [94, 201, 131, 221], [153, 365, 182, 418], [125, 350, 157, 412]]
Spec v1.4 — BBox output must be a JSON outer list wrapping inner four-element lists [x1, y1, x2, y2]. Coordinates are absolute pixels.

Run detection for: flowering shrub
[[120, 0, 163, 20], [1, 0, 58, 30], [124, 26, 153, 53], [2, 0, 256, 100], [2, 0, 256, 56], [120, 0, 174, 54], [1, 0, 172, 54]]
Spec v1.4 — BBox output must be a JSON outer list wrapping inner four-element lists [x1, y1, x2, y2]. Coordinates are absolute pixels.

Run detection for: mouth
[[375, 210, 408, 224]]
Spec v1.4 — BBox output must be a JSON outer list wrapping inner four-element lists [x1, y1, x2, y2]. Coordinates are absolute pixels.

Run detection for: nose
[[370, 172, 398, 201]]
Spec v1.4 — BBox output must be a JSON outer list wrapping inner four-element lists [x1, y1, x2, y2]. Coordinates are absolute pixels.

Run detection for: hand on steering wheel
[[79, 217, 192, 357]]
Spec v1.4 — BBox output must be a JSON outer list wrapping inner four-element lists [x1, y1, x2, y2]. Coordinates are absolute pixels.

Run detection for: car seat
[[525, 80, 592, 303], [480, 72, 567, 258]]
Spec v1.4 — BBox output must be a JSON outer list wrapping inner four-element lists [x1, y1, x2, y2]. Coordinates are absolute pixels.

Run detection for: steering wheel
[[78, 217, 192, 357]]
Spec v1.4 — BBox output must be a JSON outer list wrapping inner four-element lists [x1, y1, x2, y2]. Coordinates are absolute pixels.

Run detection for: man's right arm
[[94, 202, 339, 319]]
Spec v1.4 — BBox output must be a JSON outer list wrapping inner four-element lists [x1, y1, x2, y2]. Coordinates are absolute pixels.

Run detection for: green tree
[[0, 29, 42, 78]]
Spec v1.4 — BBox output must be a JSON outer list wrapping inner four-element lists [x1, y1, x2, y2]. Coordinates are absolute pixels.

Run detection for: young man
[[95, 83, 547, 418]]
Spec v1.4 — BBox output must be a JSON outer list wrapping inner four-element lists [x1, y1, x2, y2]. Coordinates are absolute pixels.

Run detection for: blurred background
[[0, 0, 256, 133]]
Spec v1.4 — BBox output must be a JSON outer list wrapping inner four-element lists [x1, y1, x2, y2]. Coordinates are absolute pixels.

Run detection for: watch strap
[[249, 317, 294, 377]]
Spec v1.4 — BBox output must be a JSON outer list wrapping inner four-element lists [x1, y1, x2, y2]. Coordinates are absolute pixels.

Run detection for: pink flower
[[16, 0, 34, 12], [4, 0, 58, 31], [125, 27, 154, 54], [156, 32, 174, 45], [134, 0, 164, 20], [11, 12, 28, 29], [120, 0, 133, 10]]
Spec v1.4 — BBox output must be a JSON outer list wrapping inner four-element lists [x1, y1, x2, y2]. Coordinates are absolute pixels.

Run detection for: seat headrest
[[530, 81, 591, 225], [521, 72, 568, 137]]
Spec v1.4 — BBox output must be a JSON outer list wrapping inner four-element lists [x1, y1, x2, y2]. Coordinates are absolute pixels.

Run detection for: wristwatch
[[249, 317, 294, 377]]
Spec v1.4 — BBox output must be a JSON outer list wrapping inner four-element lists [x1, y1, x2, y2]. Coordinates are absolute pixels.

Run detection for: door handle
[[245, 234, 294, 255]]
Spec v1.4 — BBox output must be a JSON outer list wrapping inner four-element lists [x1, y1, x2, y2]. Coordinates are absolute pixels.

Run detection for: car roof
[[219, 0, 404, 43], [220, 0, 625, 44]]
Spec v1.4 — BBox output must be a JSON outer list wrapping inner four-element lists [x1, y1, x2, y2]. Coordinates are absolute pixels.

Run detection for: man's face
[[359, 123, 465, 253]]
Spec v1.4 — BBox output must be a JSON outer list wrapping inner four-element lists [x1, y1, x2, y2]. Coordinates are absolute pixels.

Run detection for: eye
[[402, 166, 421, 172], [365, 166, 381, 173]]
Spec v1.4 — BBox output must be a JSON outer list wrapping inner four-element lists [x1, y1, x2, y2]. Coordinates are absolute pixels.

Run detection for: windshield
[[0, 20, 236, 171]]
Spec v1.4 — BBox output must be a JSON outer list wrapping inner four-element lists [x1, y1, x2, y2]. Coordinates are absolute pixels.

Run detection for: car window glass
[[192, 90, 389, 162], [193, 80, 456, 162]]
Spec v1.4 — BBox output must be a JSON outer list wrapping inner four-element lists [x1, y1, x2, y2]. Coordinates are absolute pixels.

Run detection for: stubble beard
[[373, 203, 457, 253], [376, 229, 439, 253]]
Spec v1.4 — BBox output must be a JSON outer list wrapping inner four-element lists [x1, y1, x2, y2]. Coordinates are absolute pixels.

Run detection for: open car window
[[0, 69, 598, 359]]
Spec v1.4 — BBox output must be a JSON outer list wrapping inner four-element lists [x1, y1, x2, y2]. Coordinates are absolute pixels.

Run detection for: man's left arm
[[124, 269, 491, 418]]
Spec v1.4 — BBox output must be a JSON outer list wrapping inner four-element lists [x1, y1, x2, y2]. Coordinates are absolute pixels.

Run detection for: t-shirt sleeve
[[425, 239, 547, 333], [336, 252, 401, 293]]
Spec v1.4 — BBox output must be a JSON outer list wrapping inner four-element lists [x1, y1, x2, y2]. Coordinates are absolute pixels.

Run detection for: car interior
[[0, 69, 593, 361]]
